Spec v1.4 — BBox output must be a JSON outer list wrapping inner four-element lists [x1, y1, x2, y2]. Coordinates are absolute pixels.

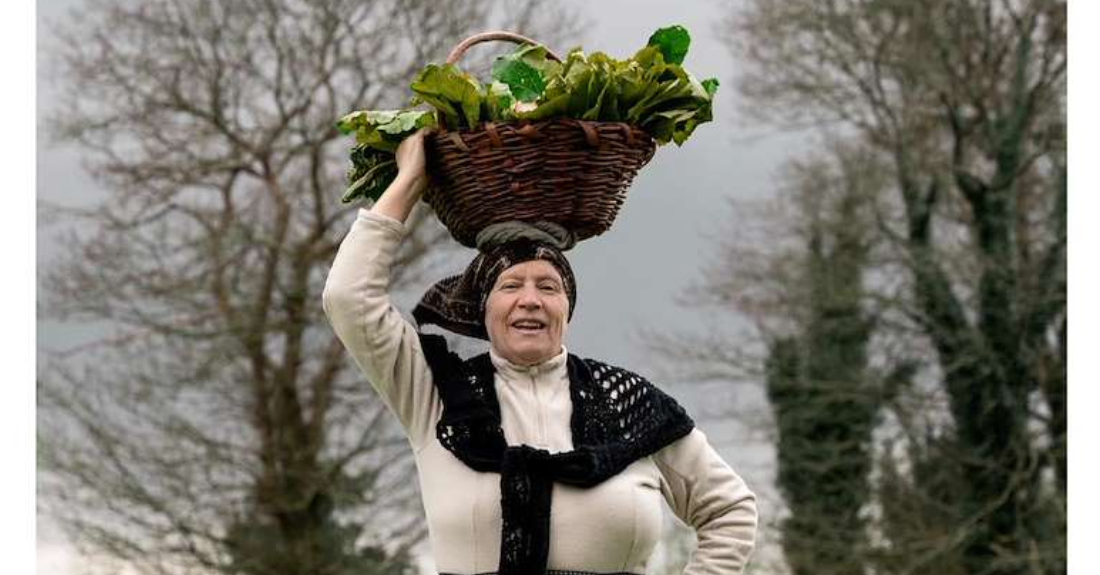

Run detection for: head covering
[[412, 221, 577, 340]]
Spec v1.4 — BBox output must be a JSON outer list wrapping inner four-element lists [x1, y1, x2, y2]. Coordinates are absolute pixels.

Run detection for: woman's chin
[[503, 344, 555, 366]]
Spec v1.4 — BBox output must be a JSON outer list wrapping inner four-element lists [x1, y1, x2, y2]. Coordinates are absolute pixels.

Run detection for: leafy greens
[[337, 25, 718, 203]]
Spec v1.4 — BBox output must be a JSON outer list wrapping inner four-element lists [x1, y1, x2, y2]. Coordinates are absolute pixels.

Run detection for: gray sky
[[36, 0, 804, 572]]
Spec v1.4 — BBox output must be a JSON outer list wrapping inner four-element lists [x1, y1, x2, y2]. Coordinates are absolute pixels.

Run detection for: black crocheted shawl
[[417, 334, 695, 575]]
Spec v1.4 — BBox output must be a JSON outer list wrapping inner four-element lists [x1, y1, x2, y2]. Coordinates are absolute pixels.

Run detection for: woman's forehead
[[497, 260, 562, 282]]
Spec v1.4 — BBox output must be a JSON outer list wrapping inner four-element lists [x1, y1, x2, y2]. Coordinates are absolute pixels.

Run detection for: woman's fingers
[[395, 129, 430, 177]]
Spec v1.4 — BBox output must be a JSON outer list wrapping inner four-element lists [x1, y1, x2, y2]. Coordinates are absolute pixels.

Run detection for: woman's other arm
[[653, 428, 758, 575], [321, 129, 441, 451]]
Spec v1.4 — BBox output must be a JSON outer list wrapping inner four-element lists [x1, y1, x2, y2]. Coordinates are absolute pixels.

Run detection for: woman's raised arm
[[321, 128, 442, 452]]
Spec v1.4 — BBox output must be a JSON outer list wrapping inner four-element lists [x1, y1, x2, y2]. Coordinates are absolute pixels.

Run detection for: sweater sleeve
[[653, 428, 758, 575], [321, 208, 441, 452]]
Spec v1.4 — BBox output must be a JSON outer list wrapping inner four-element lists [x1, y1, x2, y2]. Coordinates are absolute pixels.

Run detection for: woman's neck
[[489, 345, 567, 375]]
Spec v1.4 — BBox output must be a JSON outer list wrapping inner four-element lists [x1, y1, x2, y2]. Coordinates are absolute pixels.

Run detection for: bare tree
[[37, 1, 584, 574], [649, 142, 911, 575], [676, 1, 1065, 574]]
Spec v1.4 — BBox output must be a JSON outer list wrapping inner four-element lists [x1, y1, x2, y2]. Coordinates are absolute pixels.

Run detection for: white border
[[5, 0, 37, 574]]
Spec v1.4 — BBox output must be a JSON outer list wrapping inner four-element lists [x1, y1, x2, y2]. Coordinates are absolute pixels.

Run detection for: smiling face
[[484, 260, 570, 366]]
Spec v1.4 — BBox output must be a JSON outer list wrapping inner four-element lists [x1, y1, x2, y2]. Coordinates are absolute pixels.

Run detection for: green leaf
[[334, 109, 437, 204], [491, 58, 545, 102], [356, 127, 390, 150], [410, 64, 482, 129], [341, 146, 398, 204], [559, 48, 591, 87], [481, 81, 516, 121], [645, 115, 678, 145], [647, 25, 691, 65], [626, 80, 687, 123], [335, 110, 369, 135], [509, 43, 562, 79], [371, 110, 434, 135], [364, 110, 399, 127], [630, 45, 665, 70], [701, 77, 720, 96], [615, 69, 651, 113], [590, 74, 620, 121]]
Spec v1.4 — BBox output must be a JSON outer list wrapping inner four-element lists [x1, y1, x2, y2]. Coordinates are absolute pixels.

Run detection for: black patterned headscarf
[[412, 222, 577, 340]]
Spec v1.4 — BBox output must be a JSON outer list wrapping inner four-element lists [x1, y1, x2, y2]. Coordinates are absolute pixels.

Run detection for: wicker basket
[[423, 32, 657, 248]]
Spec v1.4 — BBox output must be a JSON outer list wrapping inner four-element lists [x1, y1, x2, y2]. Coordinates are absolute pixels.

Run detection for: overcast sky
[[36, 1, 808, 572]]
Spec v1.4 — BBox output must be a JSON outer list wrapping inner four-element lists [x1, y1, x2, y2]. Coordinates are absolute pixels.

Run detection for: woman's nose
[[518, 286, 542, 308]]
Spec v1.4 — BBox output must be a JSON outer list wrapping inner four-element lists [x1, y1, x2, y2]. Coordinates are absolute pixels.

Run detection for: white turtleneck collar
[[488, 345, 569, 381]]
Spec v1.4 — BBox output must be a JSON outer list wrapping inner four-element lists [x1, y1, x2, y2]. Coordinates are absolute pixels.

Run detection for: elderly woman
[[322, 129, 757, 575]]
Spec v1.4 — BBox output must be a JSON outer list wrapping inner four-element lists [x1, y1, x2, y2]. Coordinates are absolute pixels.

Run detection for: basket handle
[[445, 31, 562, 65]]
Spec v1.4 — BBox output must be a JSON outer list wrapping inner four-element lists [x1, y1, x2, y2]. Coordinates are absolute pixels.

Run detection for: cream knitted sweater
[[322, 209, 758, 575]]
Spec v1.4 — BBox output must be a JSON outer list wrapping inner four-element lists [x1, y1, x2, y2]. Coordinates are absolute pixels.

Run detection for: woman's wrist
[[396, 170, 429, 197], [372, 170, 428, 223]]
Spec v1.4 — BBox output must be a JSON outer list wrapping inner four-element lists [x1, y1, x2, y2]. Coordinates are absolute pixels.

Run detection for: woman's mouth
[[511, 320, 546, 332]]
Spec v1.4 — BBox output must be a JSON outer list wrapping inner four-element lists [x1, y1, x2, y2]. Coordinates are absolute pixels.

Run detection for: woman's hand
[[372, 128, 434, 223], [394, 127, 432, 195]]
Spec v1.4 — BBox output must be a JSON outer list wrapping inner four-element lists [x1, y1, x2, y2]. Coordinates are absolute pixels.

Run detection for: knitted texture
[[417, 334, 695, 575]]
